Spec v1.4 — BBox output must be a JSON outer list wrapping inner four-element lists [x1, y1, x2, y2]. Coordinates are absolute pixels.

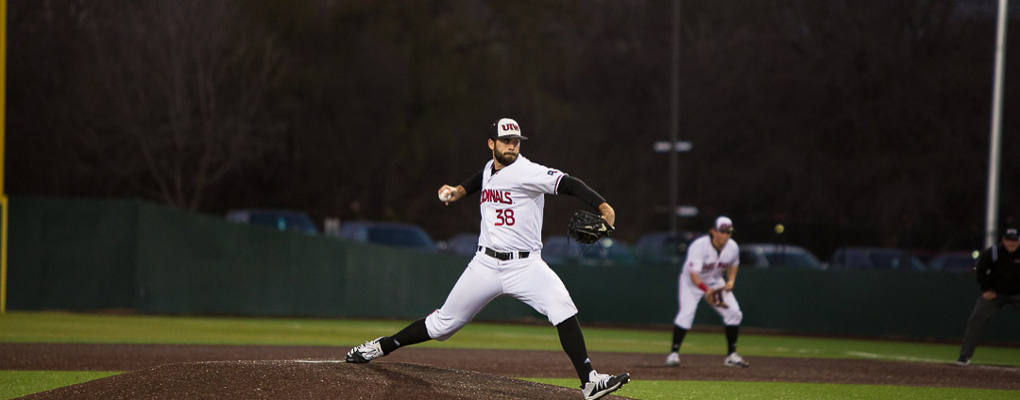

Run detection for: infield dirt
[[3, 343, 1019, 399]]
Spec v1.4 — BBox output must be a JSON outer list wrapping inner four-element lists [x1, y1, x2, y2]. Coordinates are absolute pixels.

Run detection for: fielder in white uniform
[[665, 216, 750, 368], [346, 118, 630, 400]]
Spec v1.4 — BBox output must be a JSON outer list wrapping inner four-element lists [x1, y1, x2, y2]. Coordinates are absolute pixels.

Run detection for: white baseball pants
[[425, 251, 578, 341], [673, 272, 743, 329]]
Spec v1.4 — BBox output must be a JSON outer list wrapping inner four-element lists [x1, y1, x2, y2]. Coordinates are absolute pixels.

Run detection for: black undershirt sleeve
[[558, 175, 606, 209], [459, 169, 483, 195]]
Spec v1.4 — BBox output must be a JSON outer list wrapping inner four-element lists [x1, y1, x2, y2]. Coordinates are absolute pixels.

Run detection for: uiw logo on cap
[[491, 118, 529, 140]]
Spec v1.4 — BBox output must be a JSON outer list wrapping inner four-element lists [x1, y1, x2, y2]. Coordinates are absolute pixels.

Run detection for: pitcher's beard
[[495, 151, 518, 166]]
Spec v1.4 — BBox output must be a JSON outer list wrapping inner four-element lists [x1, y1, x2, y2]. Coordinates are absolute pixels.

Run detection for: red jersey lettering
[[480, 189, 513, 205]]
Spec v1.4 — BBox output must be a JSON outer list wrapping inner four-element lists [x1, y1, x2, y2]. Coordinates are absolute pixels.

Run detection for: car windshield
[[762, 252, 821, 269], [549, 239, 590, 258], [367, 226, 433, 248], [247, 213, 317, 233], [445, 234, 479, 255], [635, 231, 699, 263], [930, 255, 975, 272], [543, 237, 636, 264], [868, 252, 925, 271], [581, 245, 610, 258], [545, 240, 574, 256]]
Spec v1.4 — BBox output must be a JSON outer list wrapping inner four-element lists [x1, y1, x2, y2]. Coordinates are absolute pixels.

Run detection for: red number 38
[[495, 209, 516, 226]]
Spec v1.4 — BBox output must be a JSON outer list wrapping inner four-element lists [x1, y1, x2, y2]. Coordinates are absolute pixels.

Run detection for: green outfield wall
[[7, 196, 1018, 343]]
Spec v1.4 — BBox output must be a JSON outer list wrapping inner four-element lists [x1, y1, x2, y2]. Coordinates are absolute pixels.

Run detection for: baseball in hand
[[439, 189, 454, 202]]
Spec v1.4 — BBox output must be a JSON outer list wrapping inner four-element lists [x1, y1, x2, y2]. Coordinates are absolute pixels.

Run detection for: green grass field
[[525, 378, 1019, 400], [2, 371, 122, 400], [1, 311, 1018, 399]]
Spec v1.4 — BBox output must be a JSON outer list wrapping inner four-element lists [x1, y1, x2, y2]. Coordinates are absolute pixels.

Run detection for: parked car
[[633, 230, 702, 264], [440, 232, 480, 256], [542, 235, 637, 266], [337, 221, 439, 253], [927, 251, 978, 273], [828, 247, 926, 271], [739, 243, 825, 270], [226, 208, 319, 235]]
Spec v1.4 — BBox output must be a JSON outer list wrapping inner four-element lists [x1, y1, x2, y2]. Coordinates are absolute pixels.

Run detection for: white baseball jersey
[[477, 155, 565, 252], [425, 154, 578, 341], [682, 235, 740, 283], [673, 235, 743, 329]]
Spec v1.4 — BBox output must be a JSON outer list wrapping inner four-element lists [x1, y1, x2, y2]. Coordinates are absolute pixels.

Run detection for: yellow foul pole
[[1, 0, 8, 314]]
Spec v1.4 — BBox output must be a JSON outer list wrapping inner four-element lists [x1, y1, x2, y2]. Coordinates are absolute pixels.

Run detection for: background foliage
[[8, 0, 1020, 258]]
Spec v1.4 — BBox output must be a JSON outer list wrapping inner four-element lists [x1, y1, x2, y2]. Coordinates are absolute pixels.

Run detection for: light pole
[[984, 0, 1010, 248], [654, 140, 693, 230], [669, 0, 680, 237]]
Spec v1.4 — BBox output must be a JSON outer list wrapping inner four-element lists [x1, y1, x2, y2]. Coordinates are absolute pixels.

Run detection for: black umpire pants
[[958, 292, 1020, 361]]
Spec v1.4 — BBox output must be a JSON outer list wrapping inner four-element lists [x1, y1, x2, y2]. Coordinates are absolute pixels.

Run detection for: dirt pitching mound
[[19, 360, 631, 400]]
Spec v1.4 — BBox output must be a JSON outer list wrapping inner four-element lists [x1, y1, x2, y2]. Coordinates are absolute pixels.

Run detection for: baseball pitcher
[[346, 118, 629, 400]]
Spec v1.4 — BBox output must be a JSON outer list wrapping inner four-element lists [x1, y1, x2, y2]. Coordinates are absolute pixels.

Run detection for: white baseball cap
[[490, 118, 529, 140], [715, 216, 734, 233]]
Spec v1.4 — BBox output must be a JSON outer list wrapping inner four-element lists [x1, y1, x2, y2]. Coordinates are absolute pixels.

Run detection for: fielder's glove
[[704, 288, 729, 309], [567, 210, 615, 245]]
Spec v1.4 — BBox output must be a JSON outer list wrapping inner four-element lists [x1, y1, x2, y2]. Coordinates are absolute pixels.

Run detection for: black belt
[[478, 246, 530, 261]]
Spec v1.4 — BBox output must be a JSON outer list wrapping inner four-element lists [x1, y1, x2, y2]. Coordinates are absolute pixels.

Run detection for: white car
[[827, 247, 926, 271], [739, 243, 825, 270], [226, 208, 319, 235], [543, 235, 637, 266], [336, 220, 439, 253], [927, 251, 978, 273], [633, 230, 702, 264]]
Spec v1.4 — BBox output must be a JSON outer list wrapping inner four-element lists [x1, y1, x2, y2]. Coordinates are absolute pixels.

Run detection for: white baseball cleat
[[665, 351, 680, 367], [724, 352, 750, 368], [345, 337, 385, 363], [953, 358, 970, 367], [581, 370, 630, 400]]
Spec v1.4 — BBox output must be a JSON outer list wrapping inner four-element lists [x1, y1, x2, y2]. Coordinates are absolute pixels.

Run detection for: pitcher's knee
[[425, 310, 466, 342]]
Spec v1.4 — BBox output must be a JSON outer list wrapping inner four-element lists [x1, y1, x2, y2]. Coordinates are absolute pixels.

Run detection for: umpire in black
[[955, 227, 1020, 366]]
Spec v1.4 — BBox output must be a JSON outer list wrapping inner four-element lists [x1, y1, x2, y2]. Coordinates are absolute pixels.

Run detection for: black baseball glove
[[704, 288, 729, 309], [568, 210, 615, 244]]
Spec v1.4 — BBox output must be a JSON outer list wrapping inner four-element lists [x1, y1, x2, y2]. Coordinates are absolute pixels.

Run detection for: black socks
[[378, 315, 616, 387], [380, 318, 431, 355], [725, 325, 739, 354], [672, 325, 738, 354], [671, 325, 687, 352], [557, 315, 594, 384]]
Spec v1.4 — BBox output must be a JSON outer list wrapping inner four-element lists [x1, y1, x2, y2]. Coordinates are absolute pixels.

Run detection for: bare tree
[[66, 0, 287, 210]]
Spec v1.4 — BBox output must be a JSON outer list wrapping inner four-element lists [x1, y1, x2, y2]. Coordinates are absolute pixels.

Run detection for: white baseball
[[439, 189, 454, 202]]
